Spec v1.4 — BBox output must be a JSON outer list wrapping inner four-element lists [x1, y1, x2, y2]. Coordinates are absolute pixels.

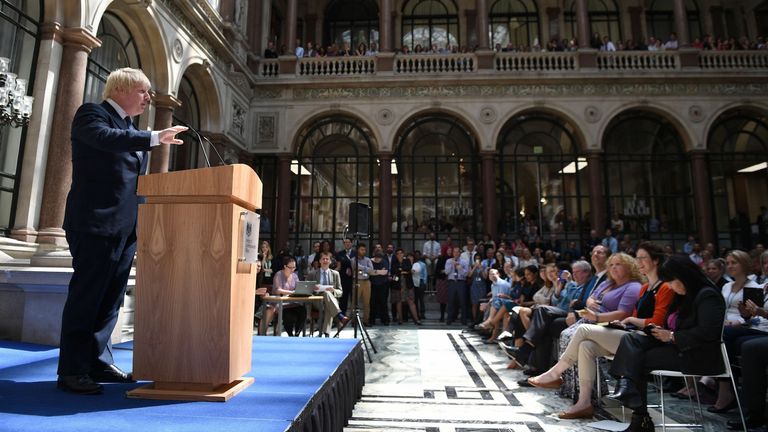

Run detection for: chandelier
[[0, 57, 33, 128]]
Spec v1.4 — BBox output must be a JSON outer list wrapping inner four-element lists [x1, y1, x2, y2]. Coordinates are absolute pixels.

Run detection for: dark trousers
[[58, 230, 136, 375], [609, 332, 683, 413], [414, 282, 426, 318], [446, 280, 468, 324], [724, 325, 767, 364], [370, 283, 389, 324], [740, 336, 768, 419], [339, 275, 353, 314], [528, 316, 569, 371]]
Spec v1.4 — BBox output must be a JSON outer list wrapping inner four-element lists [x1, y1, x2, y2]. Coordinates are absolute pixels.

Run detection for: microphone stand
[[176, 119, 227, 167], [334, 234, 377, 363]]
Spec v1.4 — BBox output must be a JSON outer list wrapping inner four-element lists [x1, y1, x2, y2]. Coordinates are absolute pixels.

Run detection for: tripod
[[334, 236, 377, 363]]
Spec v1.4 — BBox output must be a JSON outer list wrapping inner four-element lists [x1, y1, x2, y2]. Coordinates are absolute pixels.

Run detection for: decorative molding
[[688, 105, 705, 123], [286, 83, 768, 101], [255, 113, 277, 150], [231, 102, 246, 138], [584, 105, 602, 123], [377, 108, 395, 125], [479, 106, 497, 124], [172, 38, 184, 63]]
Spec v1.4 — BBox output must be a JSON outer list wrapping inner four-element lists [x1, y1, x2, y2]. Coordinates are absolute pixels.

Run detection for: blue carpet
[[0, 336, 361, 432]]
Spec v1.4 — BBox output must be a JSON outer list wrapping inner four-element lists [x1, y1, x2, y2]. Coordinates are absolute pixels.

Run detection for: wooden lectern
[[126, 164, 262, 402]]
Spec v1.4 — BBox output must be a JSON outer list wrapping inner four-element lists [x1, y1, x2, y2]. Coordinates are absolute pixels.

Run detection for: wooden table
[[261, 295, 325, 336]]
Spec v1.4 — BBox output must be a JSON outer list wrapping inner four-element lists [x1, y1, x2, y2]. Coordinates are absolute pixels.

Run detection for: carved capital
[[62, 27, 102, 52], [40, 22, 64, 43], [152, 94, 182, 110]]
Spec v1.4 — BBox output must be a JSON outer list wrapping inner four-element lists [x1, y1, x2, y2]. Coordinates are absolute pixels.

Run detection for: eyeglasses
[[285, 266, 296, 270]]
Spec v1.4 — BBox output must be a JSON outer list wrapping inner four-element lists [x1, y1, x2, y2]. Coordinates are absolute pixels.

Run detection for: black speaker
[[348, 202, 370, 237]]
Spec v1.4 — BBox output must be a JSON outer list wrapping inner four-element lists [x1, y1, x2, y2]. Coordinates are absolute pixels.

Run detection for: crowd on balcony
[[263, 32, 767, 61]]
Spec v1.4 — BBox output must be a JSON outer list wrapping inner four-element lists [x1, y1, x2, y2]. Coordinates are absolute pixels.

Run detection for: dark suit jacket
[[63, 101, 152, 237], [673, 286, 726, 376]]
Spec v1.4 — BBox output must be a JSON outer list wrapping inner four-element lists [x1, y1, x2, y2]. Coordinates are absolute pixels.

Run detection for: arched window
[[708, 109, 768, 249], [84, 12, 141, 103], [401, 0, 459, 52], [292, 116, 377, 252], [489, 0, 540, 50], [603, 111, 693, 247], [564, 0, 621, 44], [757, 2, 768, 37], [496, 112, 587, 248], [0, 0, 41, 233], [170, 75, 200, 171], [395, 114, 478, 251], [325, 0, 379, 51], [646, 0, 702, 43]]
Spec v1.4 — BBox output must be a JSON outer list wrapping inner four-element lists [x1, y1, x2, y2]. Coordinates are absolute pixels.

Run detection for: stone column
[[586, 151, 606, 232], [476, 0, 489, 50], [378, 153, 393, 247], [247, 0, 262, 55], [10, 23, 64, 242], [576, 0, 590, 49], [275, 154, 292, 251], [36, 28, 101, 246], [480, 152, 496, 238], [575, 0, 597, 68], [260, 0, 272, 51], [673, 0, 690, 47], [286, 0, 297, 52], [546, 7, 561, 41], [628, 6, 643, 43], [690, 151, 715, 247], [380, 0, 392, 52], [218, 0, 235, 21], [148, 94, 181, 174]]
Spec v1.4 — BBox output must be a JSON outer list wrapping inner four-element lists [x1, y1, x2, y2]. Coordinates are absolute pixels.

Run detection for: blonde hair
[[726, 250, 752, 276], [607, 252, 643, 285], [103, 67, 151, 100]]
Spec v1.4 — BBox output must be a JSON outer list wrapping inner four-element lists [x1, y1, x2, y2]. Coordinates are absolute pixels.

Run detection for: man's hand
[[158, 126, 188, 145]]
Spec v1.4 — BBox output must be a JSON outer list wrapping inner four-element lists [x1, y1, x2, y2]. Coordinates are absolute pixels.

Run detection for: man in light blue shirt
[[445, 246, 470, 325]]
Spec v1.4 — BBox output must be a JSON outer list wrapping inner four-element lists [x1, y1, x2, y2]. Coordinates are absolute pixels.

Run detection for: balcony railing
[[298, 56, 376, 76], [255, 51, 768, 80], [394, 53, 476, 74], [260, 59, 279, 77], [699, 50, 768, 69], [495, 52, 577, 72], [597, 51, 680, 71]]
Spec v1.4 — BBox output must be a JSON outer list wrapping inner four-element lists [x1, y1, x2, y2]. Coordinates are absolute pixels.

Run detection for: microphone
[[175, 119, 226, 167]]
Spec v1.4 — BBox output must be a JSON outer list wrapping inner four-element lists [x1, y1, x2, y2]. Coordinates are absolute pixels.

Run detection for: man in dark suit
[[57, 68, 187, 394]]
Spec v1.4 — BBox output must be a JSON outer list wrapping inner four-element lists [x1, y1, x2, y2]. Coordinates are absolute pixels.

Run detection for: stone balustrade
[[255, 51, 767, 80], [699, 50, 768, 69], [394, 53, 476, 74], [597, 51, 680, 71], [259, 59, 279, 77], [298, 56, 376, 76], [495, 52, 577, 72]]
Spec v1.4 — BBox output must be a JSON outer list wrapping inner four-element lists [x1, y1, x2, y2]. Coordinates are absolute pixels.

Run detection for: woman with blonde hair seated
[[527, 243, 673, 419]]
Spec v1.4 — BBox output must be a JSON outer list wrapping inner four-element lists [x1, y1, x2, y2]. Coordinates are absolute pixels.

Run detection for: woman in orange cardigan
[[527, 242, 675, 420]]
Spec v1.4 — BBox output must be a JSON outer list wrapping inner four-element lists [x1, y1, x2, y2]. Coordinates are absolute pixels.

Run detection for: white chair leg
[[659, 375, 667, 432]]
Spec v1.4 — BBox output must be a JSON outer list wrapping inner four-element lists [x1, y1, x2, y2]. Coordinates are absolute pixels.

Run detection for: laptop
[[289, 281, 318, 297]]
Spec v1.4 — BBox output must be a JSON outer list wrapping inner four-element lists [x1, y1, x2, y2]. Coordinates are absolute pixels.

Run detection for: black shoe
[[522, 367, 539, 376], [89, 364, 135, 383], [57, 375, 104, 394], [607, 378, 643, 409], [623, 412, 654, 432], [727, 415, 764, 430], [517, 378, 533, 387]]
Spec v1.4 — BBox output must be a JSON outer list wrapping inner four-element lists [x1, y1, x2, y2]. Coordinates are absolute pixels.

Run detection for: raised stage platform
[[0, 336, 364, 432]]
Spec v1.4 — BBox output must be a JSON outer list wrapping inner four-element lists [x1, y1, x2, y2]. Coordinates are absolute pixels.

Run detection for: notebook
[[289, 281, 318, 297]]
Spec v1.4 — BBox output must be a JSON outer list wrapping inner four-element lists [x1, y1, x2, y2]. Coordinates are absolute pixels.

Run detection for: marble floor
[[339, 320, 740, 432]]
